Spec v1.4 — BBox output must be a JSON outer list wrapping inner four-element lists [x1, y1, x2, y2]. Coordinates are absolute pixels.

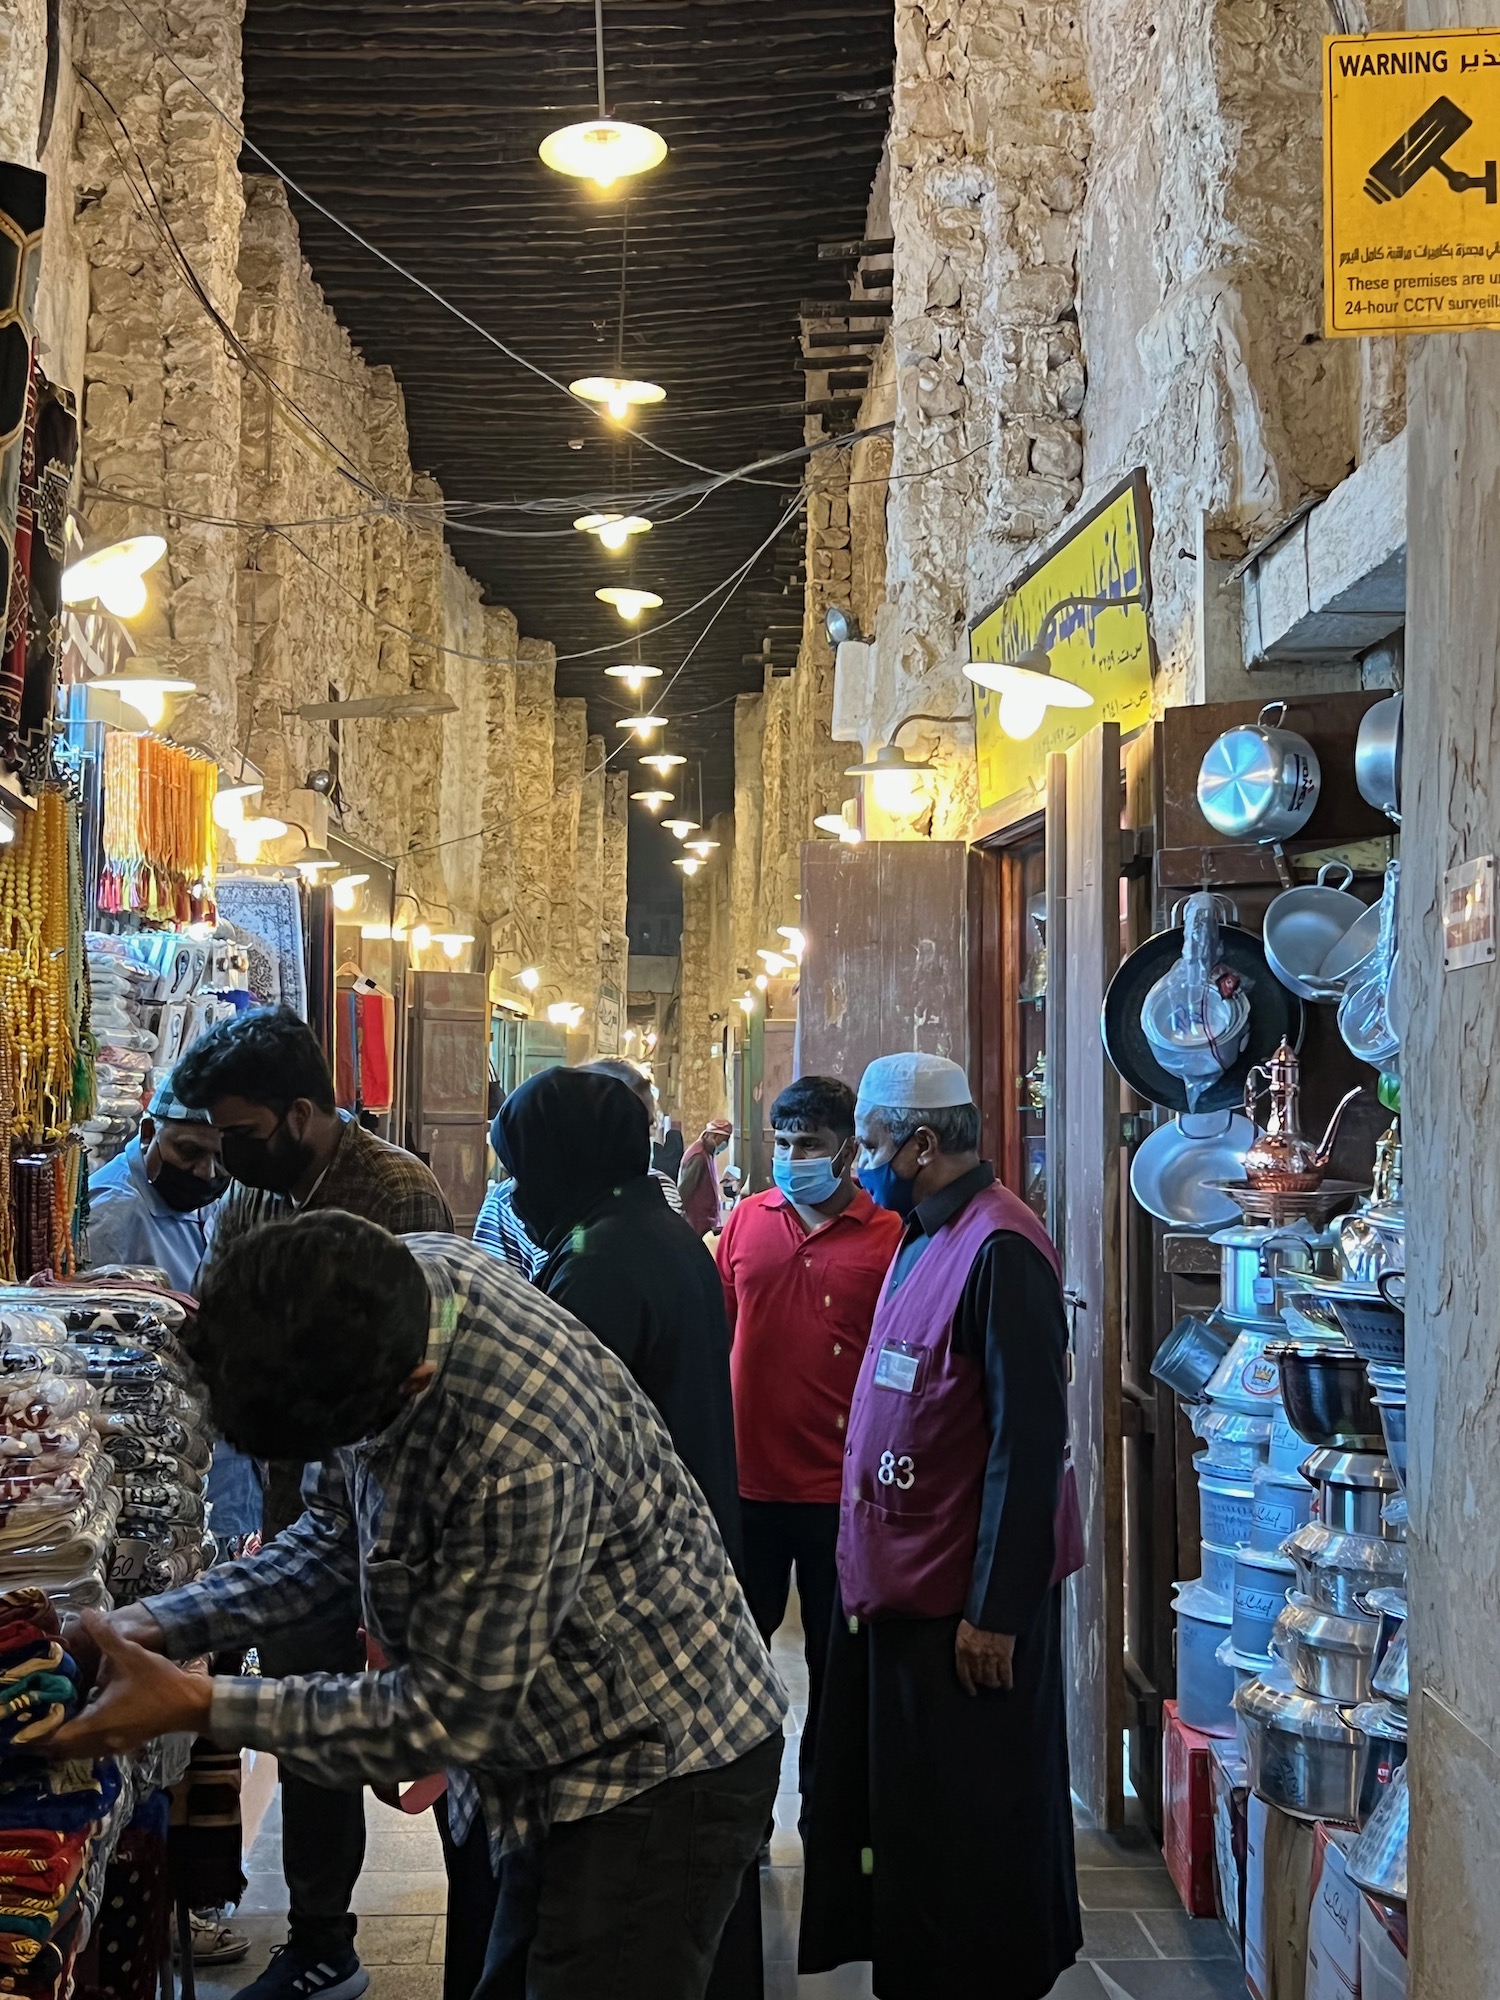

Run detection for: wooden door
[[1051, 723, 1126, 1830], [407, 970, 490, 1230]]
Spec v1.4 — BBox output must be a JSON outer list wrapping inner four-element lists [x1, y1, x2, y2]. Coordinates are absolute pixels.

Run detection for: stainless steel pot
[[1355, 692, 1403, 825], [1213, 1225, 1332, 1323], [1343, 1699, 1410, 1824], [1271, 1596, 1381, 1703], [1302, 1448, 1400, 1536], [1263, 865, 1367, 1002], [1337, 1203, 1406, 1288], [1283, 1522, 1406, 1614], [1197, 703, 1322, 843], [1372, 1626, 1409, 1704], [1357, 1585, 1408, 1663], [1234, 1673, 1366, 1821]]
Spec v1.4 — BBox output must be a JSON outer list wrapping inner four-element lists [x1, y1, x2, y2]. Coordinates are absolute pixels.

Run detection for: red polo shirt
[[717, 1184, 904, 1504]]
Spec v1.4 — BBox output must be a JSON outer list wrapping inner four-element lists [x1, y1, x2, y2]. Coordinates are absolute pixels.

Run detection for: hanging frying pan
[[1102, 919, 1306, 1113]]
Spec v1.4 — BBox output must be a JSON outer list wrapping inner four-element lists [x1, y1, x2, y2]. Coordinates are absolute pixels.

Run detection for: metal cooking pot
[[1336, 1203, 1406, 1288], [1263, 865, 1368, 1002], [1283, 1522, 1406, 1614], [1372, 1626, 1409, 1704], [1214, 1226, 1332, 1323], [1301, 1448, 1400, 1536], [1130, 1112, 1255, 1231], [1271, 1596, 1381, 1704], [1197, 703, 1322, 843], [1234, 1673, 1366, 1821], [1355, 692, 1403, 825], [1271, 1342, 1384, 1451], [1343, 1699, 1409, 1824], [1347, 1761, 1409, 1899]]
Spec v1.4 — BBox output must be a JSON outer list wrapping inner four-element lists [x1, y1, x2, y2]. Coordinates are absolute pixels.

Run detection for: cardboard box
[[1163, 1698, 1218, 1917], [1306, 1822, 1362, 2000], [1245, 1792, 1316, 2000], [1359, 1896, 1408, 2000], [1210, 1738, 1249, 1956]]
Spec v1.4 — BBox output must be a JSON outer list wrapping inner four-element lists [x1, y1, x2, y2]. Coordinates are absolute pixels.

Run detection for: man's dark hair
[[581, 1057, 654, 1109], [187, 1211, 430, 1459], [172, 1005, 337, 1115], [771, 1074, 856, 1141]]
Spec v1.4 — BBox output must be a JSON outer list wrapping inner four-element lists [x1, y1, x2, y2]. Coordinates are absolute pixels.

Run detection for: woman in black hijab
[[495, 1065, 741, 1556]]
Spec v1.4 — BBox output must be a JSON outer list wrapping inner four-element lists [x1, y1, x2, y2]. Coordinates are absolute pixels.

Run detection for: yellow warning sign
[[1326, 28, 1500, 335]]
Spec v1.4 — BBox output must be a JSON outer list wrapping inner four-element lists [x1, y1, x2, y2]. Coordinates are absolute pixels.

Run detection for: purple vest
[[837, 1181, 1063, 1622]]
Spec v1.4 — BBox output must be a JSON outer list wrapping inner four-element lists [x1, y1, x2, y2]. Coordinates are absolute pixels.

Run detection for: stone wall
[[677, 811, 736, 1133], [1, 0, 623, 1044]]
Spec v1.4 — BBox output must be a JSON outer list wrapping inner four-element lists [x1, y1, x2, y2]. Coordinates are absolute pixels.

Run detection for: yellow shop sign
[[969, 471, 1155, 821], [1326, 27, 1500, 335]]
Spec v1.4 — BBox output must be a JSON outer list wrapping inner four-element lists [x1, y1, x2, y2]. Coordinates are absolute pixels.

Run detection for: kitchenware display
[[1131, 1112, 1255, 1230], [1331, 1283, 1405, 1366], [1343, 1700, 1409, 1824], [1339, 860, 1401, 1068], [1320, 898, 1384, 985], [1232, 1545, 1297, 1657], [1150, 1312, 1235, 1400], [1173, 1580, 1237, 1736], [1213, 1222, 1336, 1322], [1270, 1402, 1316, 1474], [1243, 1040, 1366, 1193], [1336, 1137, 1404, 1288], [1141, 895, 1253, 1098], [1218, 1641, 1292, 1760], [1212, 1179, 1367, 1229], [1372, 1626, 1409, 1704], [1193, 1403, 1274, 1474], [1271, 1343, 1384, 1450], [1263, 864, 1370, 1001], [1205, 1321, 1290, 1413], [1346, 1761, 1409, 1899], [1196, 1458, 1257, 1550], [1355, 691, 1403, 824], [1234, 1673, 1367, 1822], [1197, 703, 1322, 843], [1252, 1463, 1317, 1549], [1102, 917, 1305, 1116], [1201, 1540, 1239, 1598], [1367, 1364, 1408, 1488], [1284, 1522, 1406, 1615], [1380, 1491, 1408, 1542], [1302, 1449, 1400, 1536], [1358, 1586, 1407, 1662], [1271, 1596, 1382, 1704]]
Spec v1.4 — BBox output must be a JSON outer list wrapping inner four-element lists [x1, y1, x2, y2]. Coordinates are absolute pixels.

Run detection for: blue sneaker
[[237, 1946, 369, 2000]]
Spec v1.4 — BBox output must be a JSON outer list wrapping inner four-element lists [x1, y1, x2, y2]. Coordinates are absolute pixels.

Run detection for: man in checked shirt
[[52, 1216, 786, 2000]]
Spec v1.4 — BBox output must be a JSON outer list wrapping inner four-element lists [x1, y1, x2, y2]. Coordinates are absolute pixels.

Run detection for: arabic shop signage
[[969, 471, 1155, 822], [1325, 27, 1500, 334]]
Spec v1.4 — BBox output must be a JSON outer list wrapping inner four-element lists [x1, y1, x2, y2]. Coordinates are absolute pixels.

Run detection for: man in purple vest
[[798, 1052, 1082, 2000]]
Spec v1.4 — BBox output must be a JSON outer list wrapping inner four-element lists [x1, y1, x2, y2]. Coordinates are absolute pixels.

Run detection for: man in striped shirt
[[54, 1222, 786, 2000]]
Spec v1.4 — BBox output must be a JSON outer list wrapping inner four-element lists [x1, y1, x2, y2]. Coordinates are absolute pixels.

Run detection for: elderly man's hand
[[46, 1613, 211, 1759], [61, 1603, 169, 1694], [955, 1620, 1015, 1696]]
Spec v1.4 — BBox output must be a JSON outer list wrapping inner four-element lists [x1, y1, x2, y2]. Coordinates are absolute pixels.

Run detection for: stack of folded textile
[[0, 1329, 114, 1615], [0, 1590, 121, 1998]]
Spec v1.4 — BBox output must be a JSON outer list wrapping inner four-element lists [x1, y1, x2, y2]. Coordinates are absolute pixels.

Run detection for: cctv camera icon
[[1366, 96, 1497, 204]]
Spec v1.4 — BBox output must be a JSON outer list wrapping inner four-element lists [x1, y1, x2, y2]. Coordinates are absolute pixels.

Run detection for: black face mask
[[148, 1153, 232, 1214], [219, 1115, 315, 1195]]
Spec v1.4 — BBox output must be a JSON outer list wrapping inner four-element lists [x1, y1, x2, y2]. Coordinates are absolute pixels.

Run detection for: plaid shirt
[[146, 1236, 786, 1854], [210, 1114, 454, 1251]]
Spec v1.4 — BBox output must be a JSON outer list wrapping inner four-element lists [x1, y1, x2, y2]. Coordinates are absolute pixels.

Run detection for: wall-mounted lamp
[[964, 593, 1144, 740]]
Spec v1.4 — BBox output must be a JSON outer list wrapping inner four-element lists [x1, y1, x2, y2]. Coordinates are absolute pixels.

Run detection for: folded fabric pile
[[0, 1327, 114, 1615], [0, 1590, 113, 1999]]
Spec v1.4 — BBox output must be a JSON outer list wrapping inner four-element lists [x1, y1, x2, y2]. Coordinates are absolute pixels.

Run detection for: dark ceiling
[[240, 0, 893, 850]]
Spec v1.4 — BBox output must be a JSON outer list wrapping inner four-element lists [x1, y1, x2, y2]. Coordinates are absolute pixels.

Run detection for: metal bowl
[[1270, 1342, 1384, 1450]]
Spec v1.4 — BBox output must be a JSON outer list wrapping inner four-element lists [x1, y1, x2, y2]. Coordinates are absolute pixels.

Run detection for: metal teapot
[[1243, 1040, 1366, 1192]]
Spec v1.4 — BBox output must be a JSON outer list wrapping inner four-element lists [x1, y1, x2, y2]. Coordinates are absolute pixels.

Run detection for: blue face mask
[[773, 1151, 844, 1208], [858, 1139, 917, 1217]]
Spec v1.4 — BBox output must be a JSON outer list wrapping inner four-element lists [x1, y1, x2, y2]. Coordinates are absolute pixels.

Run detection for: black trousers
[[260, 1468, 368, 1962], [436, 1794, 500, 2000], [737, 1499, 839, 1811], [470, 1736, 781, 2000]]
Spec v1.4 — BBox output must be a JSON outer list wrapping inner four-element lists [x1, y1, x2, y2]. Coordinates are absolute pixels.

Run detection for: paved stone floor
[[198, 1615, 1249, 2000]]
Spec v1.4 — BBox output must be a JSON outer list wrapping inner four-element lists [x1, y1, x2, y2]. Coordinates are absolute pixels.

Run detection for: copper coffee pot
[[1243, 1040, 1365, 1192]]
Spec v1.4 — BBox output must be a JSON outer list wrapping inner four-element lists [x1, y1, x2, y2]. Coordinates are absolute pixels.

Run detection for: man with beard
[[170, 1006, 453, 2000]]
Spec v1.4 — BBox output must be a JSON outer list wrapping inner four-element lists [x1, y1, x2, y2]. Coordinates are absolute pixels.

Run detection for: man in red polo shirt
[[716, 1074, 903, 1817]]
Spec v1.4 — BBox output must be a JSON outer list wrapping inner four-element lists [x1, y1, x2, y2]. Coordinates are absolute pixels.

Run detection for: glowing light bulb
[[410, 922, 433, 952], [615, 714, 667, 738], [539, 119, 667, 189], [739, 994, 755, 1016], [99, 571, 148, 620], [570, 378, 667, 424], [640, 752, 686, 777], [840, 825, 864, 845], [872, 769, 922, 814], [576, 514, 651, 551], [777, 926, 806, 958], [598, 586, 663, 621], [631, 789, 673, 812], [662, 818, 699, 839], [755, 972, 769, 991], [675, 857, 700, 877], [331, 872, 369, 912], [997, 686, 1049, 741], [436, 931, 476, 959], [605, 663, 662, 691], [518, 966, 541, 992]]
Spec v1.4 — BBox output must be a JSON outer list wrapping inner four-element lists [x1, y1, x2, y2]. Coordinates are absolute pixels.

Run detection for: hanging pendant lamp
[[575, 511, 653, 549], [571, 378, 666, 423], [599, 586, 662, 620], [540, 0, 667, 188]]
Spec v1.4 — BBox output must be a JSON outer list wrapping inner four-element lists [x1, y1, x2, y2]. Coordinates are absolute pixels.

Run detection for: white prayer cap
[[855, 1051, 974, 1114]]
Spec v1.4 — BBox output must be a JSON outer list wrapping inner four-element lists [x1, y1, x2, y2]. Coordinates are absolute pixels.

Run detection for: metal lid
[[1235, 1544, 1296, 1578], [1346, 1762, 1409, 1900], [1342, 1699, 1409, 1741], [1277, 1596, 1381, 1656], [1254, 1461, 1314, 1492], [1301, 1448, 1399, 1492], [1233, 1673, 1363, 1743], [1173, 1580, 1233, 1624], [1372, 1628, 1409, 1703], [1283, 1522, 1408, 1581], [1218, 1635, 1294, 1677]]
